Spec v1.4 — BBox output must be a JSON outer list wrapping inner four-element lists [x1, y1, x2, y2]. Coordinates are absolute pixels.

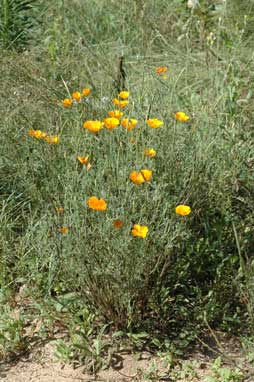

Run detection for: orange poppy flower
[[88, 196, 107, 211], [62, 98, 73, 107], [72, 91, 81, 102], [83, 120, 104, 133], [108, 110, 123, 119], [112, 98, 129, 108], [59, 226, 69, 234], [155, 67, 168, 74], [82, 88, 91, 96], [129, 171, 145, 185], [113, 219, 124, 228], [103, 117, 119, 130], [77, 156, 89, 164], [121, 118, 138, 131]]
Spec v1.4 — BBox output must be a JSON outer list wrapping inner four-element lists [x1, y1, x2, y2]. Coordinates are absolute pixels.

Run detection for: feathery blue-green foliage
[[0, 0, 254, 364]]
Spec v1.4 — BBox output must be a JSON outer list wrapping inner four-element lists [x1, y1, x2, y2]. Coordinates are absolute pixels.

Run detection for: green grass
[[0, 0, 39, 50], [0, 0, 254, 365]]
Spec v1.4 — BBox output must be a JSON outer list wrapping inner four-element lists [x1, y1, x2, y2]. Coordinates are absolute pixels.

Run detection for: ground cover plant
[[0, 0, 39, 50], [0, 0, 254, 377]]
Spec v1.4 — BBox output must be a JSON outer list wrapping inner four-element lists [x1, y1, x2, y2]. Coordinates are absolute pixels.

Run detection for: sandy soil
[[0, 348, 205, 382], [1, 336, 251, 382], [0, 328, 253, 382]]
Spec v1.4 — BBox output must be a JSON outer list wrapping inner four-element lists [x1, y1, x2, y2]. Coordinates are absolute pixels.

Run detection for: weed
[[206, 357, 244, 382], [0, 306, 26, 358], [171, 359, 200, 381]]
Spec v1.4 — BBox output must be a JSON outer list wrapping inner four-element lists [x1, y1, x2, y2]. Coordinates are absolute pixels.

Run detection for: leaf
[[206, 377, 217, 382], [112, 330, 125, 338], [151, 338, 161, 348], [220, 367, 231, 380], [132, 332, 149, 339], [93, 338, 102, 356]]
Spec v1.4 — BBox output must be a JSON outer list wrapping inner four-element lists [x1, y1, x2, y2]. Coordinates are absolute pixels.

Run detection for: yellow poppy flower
[[88, 196, 107, 211], [146, 118, 163, 128], [119, 100, 129, 108], [108, 110, 123, 119], [103, 117, 119, 130], [175, 112, 190, 122], [34, 130, 42, 139], [118, 91, 129, 99], [45, 135, 59, 144], [131, 224, 148, 238], [52, 135, 59, 144], [82, 88, 91, 96], [28, 129, 35, 137], [155, 67, 168, 74], [175, 205, 191, 216], [112, 98, 120, 106], [28, 129, 47, 139], [40, 132, 48, 139], [39, 131, 47, 139], [59, 226, 69, 234], [140, 169, 152, 182], [144, 148, 156, 158], [56, 207, 64, 214], [129, 171, 145, 185], [62, 98, 73, 108], [72, 91, 81, 102], [112, 98, 129, 108], [77, 156, 89, 164], [121, 118, 138, 131], [129, 169, 152, 184], [113, 219, 124, 228], [35, 131, 46, 139], [83, 120, 104, 133]]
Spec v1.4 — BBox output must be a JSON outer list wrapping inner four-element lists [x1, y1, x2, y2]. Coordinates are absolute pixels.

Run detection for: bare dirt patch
[[0, 345, 205, 382], [1, 332, 253, 382]]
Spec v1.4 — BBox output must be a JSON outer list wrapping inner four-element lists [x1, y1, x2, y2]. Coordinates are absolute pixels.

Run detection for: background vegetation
[[0, 0, 254, 370]]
